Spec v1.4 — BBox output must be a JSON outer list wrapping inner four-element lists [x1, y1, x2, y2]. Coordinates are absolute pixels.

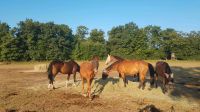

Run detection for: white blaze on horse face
[[94, 68, 98, 73], [105, 54, 111, 65], [102, 69, 107, 73], [164, 73, 170, 78], [171, 73, 174, 78]]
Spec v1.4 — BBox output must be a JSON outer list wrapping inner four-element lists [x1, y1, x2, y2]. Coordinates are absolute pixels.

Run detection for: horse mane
[[106, 60, 122, 71], [112, 55, 124, 61], [89, 55, 100, 61], [50, 60, 64, 65]]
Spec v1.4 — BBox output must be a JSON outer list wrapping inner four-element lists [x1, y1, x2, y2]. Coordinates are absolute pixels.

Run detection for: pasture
[[0, 61, 199, 112]]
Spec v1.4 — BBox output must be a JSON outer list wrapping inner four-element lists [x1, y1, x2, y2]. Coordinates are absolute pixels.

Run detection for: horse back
[[118, 60, 148, 75], [61, 60, 80, 74], [80, 62, 95, 78], [155, 61, 172, 77]]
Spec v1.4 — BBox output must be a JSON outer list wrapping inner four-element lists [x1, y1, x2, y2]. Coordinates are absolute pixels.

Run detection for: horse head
[[105, 54, 111, 65], [105, 54, 124, 65], [91, 58, 99, 74], [164, 73, 174, 85], [102, 69, 109, 80]]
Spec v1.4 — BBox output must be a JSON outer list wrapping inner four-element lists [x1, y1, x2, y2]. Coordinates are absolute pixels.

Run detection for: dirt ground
[[0, 61, 199, 112]]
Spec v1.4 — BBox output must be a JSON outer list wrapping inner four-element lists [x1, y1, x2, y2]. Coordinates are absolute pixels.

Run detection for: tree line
[[0, 19, 199, 61]]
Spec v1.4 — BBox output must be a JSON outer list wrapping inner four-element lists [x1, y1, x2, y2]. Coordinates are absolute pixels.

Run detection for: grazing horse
[[155, 61, 174, 93], [47, 60, 80, 89], [105, 54, 155, 86], [102, 60, 152, 89], [80, 56, 99, 100]]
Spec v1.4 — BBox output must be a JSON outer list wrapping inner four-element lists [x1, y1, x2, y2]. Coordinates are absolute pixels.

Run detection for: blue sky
[[0, 0, 200, 38]]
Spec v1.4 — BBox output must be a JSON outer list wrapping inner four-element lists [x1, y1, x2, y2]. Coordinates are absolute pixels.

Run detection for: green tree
[[89, 29, 105, 43], [75, 25, 89, 40], [108, 22, 148, 59]]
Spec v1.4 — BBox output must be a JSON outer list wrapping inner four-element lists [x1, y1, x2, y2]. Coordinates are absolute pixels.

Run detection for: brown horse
[[105, 54, 155, 87], [155, 61, 174, 93], [102, 60, 151, 89], [47, 60, 80, 89], [80, 56, 99, 100]]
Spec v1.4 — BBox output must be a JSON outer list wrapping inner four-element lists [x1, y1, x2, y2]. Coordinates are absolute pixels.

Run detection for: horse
[[105, 54, 155, 86], [47, 60, 80, 89], [155, 61, 174, 93], [80, 56, 99, 100], [102, 60, 152, 89]]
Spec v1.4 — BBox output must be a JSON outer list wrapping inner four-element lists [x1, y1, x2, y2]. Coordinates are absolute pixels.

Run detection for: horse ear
[[164, 73, 169, 78]]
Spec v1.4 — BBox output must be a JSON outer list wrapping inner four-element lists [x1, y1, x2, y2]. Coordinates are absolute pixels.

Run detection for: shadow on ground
[[169, 66, 200, 100], [93, 77, 119, 95]]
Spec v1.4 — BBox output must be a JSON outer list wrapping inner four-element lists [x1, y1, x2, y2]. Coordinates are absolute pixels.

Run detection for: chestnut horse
[[47, 60, 80, 89], [102, 60, 151, 89], [80, 56, 99, 100], [105, 54, 155, 87], [155, 61, 174, 93]]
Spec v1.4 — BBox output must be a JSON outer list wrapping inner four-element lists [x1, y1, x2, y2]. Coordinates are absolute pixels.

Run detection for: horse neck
[[90, 60, 99, 69], [112, 56, 124, 62], [106, 61, 120, 71]]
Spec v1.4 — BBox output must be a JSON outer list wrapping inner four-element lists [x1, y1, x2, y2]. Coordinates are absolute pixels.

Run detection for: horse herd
[[47, 55, 174, 100]]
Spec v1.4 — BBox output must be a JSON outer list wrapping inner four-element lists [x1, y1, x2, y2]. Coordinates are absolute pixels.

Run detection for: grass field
[[0, 60, 199, 112]]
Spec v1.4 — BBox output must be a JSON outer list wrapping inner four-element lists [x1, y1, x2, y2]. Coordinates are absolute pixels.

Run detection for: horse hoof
[[82, 94, 87, 97], [73, 83, 77, 87]]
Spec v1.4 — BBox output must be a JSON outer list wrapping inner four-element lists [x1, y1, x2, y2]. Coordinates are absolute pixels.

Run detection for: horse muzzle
[[102, 71, 108, 80]]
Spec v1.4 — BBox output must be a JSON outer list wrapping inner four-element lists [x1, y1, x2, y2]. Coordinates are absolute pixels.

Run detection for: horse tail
[[47, 61, 55, 83], [77, 64, 80, 73], [148, 63, 155, 87]]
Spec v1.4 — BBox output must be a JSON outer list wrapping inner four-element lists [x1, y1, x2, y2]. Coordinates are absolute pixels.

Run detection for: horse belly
[[119, 63, 138, 76], [61, 68, 72, 74]]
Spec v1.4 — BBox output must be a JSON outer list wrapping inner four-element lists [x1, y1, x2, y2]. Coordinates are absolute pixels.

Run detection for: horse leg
[[155, 74, 158, 88], [162, 78, 167, 93], [137, 73, 140, 82], [87, 78, 93, 100], [48, 73, 56, 90], [119, 73, 122, 78], [66, 74, 70, 87], [48, 80, 54, 89], [138, 74, 145, 90], [81, 77, 86, 97], [73, 72, 77, 86], [121, 73, 126, 87]]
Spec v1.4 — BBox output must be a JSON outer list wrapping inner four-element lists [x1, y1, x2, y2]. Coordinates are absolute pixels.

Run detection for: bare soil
[[0, 61, 199, 112]]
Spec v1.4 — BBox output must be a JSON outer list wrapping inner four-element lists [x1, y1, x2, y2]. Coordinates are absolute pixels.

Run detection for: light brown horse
[[80, 56, 99, 100], [47, 60, 80, 89], [102, 60, 151, 89], [105, 54, 155, 87]]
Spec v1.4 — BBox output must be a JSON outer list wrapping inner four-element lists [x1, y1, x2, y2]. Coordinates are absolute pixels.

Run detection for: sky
[[0, 0, 200, 38]]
